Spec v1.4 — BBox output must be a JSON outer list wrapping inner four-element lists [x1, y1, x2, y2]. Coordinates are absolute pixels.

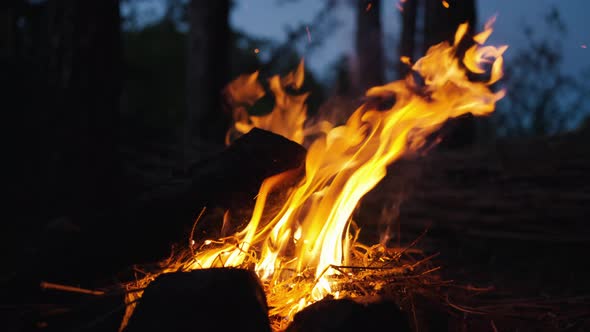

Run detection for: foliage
[[121, 1, 327, 135], [122, 20, 187, 132], [494, 8, 590, 137]]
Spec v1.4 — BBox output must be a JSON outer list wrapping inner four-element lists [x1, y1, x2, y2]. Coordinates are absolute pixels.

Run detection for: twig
[[410, 252, 440, 270], [393, 225, 431, 261], [74, 299, 140, 332], [189, 207, 207, 255], [410, 294, 419, 332], [331, 264, 405, 271], [491, 320, 499, 332], [40, 281, 105, 296], [419, 266, 441, 276]]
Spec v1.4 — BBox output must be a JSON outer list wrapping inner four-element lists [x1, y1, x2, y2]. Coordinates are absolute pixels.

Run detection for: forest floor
[[359, 127, 590, 331]]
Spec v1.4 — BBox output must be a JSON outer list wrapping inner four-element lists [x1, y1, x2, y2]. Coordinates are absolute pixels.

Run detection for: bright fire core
[[122, 21, 507, 330]]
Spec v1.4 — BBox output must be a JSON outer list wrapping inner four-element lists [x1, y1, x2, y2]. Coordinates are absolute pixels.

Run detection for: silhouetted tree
[[423, 0, 476, 52], [0, 1, 19, 57], [46, 0, 122, 214], [186, 0, 230, 148], [356, 0, 385, 92], [495, 9, 590, 137], [398, 0, 477, 147], [398, 0, 417, 78]]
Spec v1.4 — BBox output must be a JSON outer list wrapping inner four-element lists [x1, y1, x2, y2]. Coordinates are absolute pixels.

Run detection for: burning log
[[286, 297, 411, 332], [37, 128, 307, 280], [124, 268, 271, 332], [121, 127, 306, 263]]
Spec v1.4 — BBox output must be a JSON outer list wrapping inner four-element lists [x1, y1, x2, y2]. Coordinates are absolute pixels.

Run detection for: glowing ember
[[442, 0, 450, 9], [400, 55, 412, 65], [121, 21, 506, 331]]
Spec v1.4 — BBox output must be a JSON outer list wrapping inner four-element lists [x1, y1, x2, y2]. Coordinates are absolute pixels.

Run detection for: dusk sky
[[125, 0, 589, 82], [230, 0, 590, 80]]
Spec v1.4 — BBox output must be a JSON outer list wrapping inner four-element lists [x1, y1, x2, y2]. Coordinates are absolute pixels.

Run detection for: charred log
[[125, 269, 271, 332], [121, 128, 307, 262], [286, 297, 410, 332], [36, 128, 306, 283]]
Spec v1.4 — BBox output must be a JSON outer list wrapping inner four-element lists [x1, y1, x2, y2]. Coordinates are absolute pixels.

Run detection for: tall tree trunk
[[0, 1, 18, 58], [186, 0, 230, 150], [424, 0, 476, 50], [423, 0, 477, 148], [398, 0, 417, 78], [47, 0, 122, 215], [356, 0, 384, 93]]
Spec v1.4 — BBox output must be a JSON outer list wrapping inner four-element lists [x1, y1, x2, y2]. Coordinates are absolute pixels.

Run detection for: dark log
[[286, 297, 411, 332], [120, 128, 307, 263], [36, 128, 306, 283], [125, 269, 271, 332]]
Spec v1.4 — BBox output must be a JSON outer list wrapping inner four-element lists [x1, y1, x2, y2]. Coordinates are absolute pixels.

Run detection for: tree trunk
[[186, 0, 230, 149], [398, 0, 417, 78], [356, 0, 385, 93], [424, 0, 476, 50], [423, 0, 477, 148], [0, 1, 18, 58], [46, 0, 122, 215]]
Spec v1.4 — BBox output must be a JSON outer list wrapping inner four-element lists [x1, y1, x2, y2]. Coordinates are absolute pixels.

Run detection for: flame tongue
[[124, 22, 507, 330]]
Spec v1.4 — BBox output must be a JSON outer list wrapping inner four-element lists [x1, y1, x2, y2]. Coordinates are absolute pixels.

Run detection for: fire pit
[[119, 21, 506, 331]]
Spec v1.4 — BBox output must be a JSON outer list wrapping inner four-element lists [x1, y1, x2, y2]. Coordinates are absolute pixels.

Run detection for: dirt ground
[[359, 129, 590, 331]]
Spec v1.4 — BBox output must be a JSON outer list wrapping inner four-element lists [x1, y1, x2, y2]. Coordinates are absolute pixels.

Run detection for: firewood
[[120, 128, 307, 264], [37, 128, 306, 283], [124, 268, 271, 332], [286, 297, 411, 332]]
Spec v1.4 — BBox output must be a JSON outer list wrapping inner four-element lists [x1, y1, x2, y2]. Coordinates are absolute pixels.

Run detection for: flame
[[396, 0, 407, 12], [225, 60, 308, 145], [122, 22, 506, 330]]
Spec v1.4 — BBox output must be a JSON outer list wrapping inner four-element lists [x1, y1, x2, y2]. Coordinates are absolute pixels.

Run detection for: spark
[[254, 48, 260, 54], [366, 2, 372, 12], [306, 26, 312, 43], [442, 0, 450, 8], [582, 44, 587, 49], [396, 0, 406, 12]]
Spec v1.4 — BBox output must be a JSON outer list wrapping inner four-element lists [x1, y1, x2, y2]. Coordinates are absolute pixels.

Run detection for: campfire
[[121, 21, 506, 331]]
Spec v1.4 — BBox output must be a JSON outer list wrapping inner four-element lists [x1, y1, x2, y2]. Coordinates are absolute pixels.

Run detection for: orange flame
[[122, 22, 506, 330], [225, 60, 308, 145]]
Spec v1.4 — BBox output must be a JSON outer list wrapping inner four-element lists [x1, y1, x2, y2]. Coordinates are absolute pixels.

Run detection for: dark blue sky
[[123, 0, 589, 81], [231, 0, 589, 80]]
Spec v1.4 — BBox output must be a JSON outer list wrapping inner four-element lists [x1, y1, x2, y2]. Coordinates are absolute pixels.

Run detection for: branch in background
[[495, 7, 590, 137], [265, 0, 338, 71]]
